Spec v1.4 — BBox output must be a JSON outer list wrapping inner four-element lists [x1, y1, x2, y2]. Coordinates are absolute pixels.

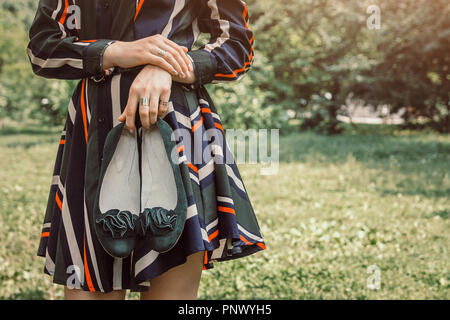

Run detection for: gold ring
[[159, 100, 169, 106]]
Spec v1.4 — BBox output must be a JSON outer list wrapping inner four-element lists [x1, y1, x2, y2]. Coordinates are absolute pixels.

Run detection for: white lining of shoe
[[140, 125, 177, 211], [99, 127, 141, 215]]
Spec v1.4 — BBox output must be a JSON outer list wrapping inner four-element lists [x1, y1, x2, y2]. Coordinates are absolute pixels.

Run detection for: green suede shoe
[[93, 121, 141, 258], [137, 117, 188, 253]]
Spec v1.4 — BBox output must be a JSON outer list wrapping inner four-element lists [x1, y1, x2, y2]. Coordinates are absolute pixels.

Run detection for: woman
[[27, 0, 265, 300]]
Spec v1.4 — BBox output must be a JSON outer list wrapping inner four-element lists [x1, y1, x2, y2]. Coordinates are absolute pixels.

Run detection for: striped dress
[[27, 0, 265, 293]]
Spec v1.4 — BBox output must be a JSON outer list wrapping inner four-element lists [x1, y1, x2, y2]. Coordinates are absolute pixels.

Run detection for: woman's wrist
[[102, 41, 120, 69]]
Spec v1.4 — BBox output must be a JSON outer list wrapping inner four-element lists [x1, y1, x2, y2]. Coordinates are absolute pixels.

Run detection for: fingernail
[[180, 71, 185, 78], [189, 63, 193, 71], [173, 70, 178, 75]]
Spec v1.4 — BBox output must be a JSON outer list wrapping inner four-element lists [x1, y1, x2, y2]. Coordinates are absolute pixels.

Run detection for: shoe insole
[[141, 125, 177, 211], [99, 127, 141, 215]]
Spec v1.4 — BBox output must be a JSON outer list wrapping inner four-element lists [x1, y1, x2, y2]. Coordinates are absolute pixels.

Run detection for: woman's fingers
[[149, 94, 159, 126], [150, 43, 185, 78], [139, 104, 151, 129], [158, 87, 171, 117], [156, 43, 190, 78], [161, 37, 193, 72], [121, 88, 139, 133], [146, 54, 179, 76]]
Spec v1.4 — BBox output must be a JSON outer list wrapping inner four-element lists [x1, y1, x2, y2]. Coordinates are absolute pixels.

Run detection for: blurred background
[[0, 0, 449, 299]]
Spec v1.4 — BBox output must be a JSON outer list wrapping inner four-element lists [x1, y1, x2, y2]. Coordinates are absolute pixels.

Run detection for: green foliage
[[0, 1, 73, 127], [353, 0, 450, 133]]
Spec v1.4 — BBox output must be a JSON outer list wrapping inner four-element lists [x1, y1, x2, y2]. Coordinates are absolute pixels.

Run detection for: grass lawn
[[0, 123, 449, 299]]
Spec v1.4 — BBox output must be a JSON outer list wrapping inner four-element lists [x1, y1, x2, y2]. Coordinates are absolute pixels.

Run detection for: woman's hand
[[118, 64, 173, 132], [103, 34, 193, 78]]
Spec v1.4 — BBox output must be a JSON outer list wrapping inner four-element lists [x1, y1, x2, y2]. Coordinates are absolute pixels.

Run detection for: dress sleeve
[[26, 0, 115, 80], [186, 0, 255, 88]]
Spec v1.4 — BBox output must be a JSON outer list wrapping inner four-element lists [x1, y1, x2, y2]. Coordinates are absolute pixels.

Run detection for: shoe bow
[[95, 209, 138, 238]]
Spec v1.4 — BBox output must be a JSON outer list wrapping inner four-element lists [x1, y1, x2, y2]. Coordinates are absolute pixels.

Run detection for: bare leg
[[140, 251, 204, 300], [64, 287, 127, 300]]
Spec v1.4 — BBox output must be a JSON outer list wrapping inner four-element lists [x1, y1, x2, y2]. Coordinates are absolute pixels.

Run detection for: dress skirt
[[37, 70, 266, 293]]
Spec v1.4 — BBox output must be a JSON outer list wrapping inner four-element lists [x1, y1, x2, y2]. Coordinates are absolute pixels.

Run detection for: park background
[[0, 0, 449, 299]]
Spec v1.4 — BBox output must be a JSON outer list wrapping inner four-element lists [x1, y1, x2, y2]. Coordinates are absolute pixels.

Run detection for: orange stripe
[[214, 122, 223, 131], [187, 162, 199, 173], [60, 139, 65, 144], [58, 0, 69, 25], [41, 232, 50, 238], [192, 115, 203, 132], [256, 242, 266, 250], [239, 234, 252, 245], [201, 107, 212, 114], [134, 0, 145, 21], [239, 235, 266, 250], [55, 192, 62, 210], [208, 230, 219, 242], [79, 40, 96, 43], [215, 2, 253, 79], [83, 237, 96, 292], [80, 78, 88, 144], [177, 145, 184, 153], [218, 206, 236, 215]]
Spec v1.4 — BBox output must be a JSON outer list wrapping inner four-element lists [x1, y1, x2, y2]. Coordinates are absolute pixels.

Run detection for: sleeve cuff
[[186, 49, 218, 89], [83, 39, 116, 78]]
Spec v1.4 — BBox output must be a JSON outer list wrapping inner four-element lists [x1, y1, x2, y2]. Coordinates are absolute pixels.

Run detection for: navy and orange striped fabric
[[27, 0, 264, 293]]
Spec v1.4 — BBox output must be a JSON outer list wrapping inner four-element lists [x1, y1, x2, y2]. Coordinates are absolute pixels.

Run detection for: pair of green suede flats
[[93, 118, 188, 259]]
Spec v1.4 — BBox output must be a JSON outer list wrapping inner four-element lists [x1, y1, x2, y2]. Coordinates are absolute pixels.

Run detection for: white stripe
[[186, 204, 198, 220], [178, 154, 187, 163], [68, 98, 76, 124], [161, 0, 186, 38], [206, 218, 218, 232], [42, 222, 51, 229], [192, 17, 201, 42], [189, 172, 199, 184], [204, 0, 230, 52], [174, 110, 192, 129], [198, 159, 214, 181], [211, 143, 223, 157], [52, 175, 59, 185], [51, 0, 62, 19], [199, 98, 209, 105], [59, 179, 85, 284], [26, 48, 82, 69], [135, 250, 159, 276], [73, 42, 92, 46], [217, 196, 233, 204], [210, 238, 226, 259], [51, 0, 67, 38], [238, 224, 264, 242], [225, 164, 245, 192], [85, 80, 91, 123], [45, 248, 56, 275], [112, 258, 123, 290], [201, 228, 209, 242], [190, 107, 201, 120], [83, 189, 104, 291], [111, 74, 122, 127]]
